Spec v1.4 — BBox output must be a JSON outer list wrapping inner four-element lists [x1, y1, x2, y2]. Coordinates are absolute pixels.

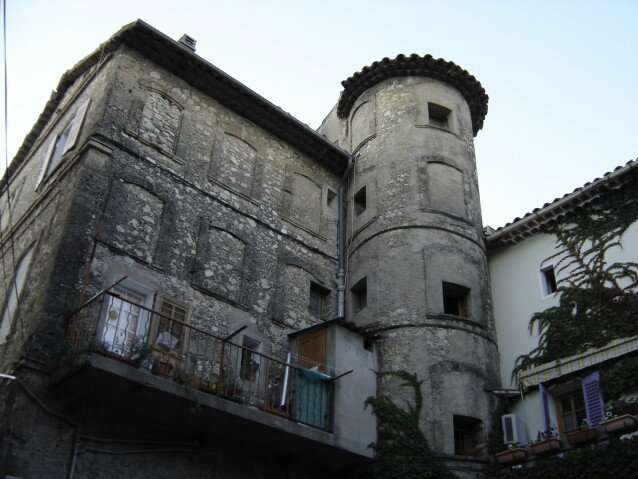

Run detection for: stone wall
[[319, 74, 500, 468]]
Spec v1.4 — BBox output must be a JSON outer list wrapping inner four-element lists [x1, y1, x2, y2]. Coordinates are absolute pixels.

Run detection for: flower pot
[[530, 438, 561, 456], [495, 447, 526, 464], [152, 361, 173, 377], [602, 414, 637, 435], [566, 427, 597, 445]]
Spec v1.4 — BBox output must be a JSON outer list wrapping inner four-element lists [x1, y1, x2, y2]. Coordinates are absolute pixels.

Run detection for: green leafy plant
[[364, 370, 454, 479], [513, 178, 638, 380]]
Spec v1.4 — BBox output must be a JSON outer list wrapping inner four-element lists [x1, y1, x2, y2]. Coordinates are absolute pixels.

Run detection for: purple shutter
[[539, 382, 550, 432], [582, 371, 605, 426]]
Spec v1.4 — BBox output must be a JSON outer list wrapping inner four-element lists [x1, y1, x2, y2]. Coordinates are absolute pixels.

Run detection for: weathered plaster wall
[[1, 44, 371, 477], [320, 75, 500, 461], [86, 46, 342, 356], [0, 56, 119, 369]]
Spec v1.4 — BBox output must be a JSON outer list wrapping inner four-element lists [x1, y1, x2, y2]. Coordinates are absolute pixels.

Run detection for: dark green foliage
[[489, 438, 638, 479], [364, 371, 454, 479], [488, 399, 511, 454], [600, 355, 638, 401], [513, 178, 638, 380]]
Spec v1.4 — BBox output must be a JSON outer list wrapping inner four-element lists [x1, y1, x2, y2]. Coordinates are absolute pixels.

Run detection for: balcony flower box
[[566, 427, 597, 446], [495, 447, 526, 464], [602, 414, 636, 435], [530, 438, 561, 456]]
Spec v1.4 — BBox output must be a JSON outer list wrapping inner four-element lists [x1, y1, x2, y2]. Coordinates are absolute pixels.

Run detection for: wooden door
[[297, 328, 326, 372]]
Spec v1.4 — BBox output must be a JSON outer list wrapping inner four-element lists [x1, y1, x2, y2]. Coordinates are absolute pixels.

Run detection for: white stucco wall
[[489, 218, 638, 437]]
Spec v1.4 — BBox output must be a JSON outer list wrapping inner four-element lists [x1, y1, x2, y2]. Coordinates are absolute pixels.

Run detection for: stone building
[[3, 19, 633, 479]]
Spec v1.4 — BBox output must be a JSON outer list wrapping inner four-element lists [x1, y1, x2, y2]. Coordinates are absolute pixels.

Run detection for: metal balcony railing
[[67, 290, 334, 432]]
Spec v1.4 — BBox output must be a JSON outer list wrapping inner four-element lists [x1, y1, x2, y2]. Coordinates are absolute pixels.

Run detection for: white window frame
[[539, 263, 558, 298], [35, 99, 91, 188], [0, 247, 35, 348]]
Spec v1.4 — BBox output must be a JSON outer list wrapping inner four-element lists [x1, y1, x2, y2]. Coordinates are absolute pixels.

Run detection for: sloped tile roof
[[486, 158, 638, 248]]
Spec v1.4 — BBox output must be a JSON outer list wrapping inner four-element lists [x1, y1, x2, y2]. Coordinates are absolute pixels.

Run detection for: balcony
[[56, 290, 371, 468]]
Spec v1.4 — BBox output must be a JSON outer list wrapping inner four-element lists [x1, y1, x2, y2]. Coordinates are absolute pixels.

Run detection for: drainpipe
[[337, 156, 354, 319]]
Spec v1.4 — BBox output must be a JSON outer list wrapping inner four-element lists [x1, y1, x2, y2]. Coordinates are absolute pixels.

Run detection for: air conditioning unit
[[502, 413, 529, 445]]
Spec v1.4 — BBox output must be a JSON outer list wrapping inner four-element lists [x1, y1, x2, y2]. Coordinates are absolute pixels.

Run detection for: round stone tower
[[319, 54, 499, 463]]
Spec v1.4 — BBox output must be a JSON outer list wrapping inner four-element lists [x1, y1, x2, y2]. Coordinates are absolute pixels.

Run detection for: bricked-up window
[[353, 186, 367, 216], [155, 299, 188, 352], [428, 102, 451, 130], [442, 282, 470, 317], [540, 265, 557, 295], [453, 415, 483, 456], [138, 91, 182, 153], [351, 277, 368, 313]]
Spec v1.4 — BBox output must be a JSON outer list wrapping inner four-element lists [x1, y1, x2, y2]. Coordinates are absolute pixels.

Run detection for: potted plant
[[128, 337, 152, 366], [530, 427, 561, 456], [151, 345, 174, 378], [495, 442, 527, 464], [566, 419, 597, 445], [602, 402, 637, 434]]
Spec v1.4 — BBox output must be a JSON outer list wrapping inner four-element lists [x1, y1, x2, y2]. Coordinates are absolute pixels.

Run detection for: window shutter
[[35, 139, 57, 189], [539, 382, 550, 432], [62, 99, 91, 156], [582, 371, 604, 426]]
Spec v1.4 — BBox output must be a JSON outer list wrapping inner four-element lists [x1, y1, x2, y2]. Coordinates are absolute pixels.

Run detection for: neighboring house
[[488, 159, 638, 446]]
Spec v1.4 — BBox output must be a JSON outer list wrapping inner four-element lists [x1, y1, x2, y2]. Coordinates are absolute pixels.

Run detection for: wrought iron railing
[[68, 291, 334, 431]]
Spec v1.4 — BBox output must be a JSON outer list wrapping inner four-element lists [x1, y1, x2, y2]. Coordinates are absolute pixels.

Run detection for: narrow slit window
[[428, 102, 451, 130], [326, 188, 338, 213], [353, 186, 367, 216], [442, 282, 470, 317], [540, 265, 557, 295], [351, 277, 368, 313]]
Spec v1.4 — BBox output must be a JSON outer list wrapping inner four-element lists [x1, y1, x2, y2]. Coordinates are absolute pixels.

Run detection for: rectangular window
[[36, 99, 90, 187], [442, 282, 470, 317], [240, 335, 262, 381], [353, 186, 367, 216], [0, 247, 34, 348], [453, 415, 483, 456], [555, 390, 587, 435], [102, 286, 149, 357], [155, 298, 188, 352], [540, 265, 557, 295], [352, 277, 368, 313], [308, 283, 326, 320], [428, 102, 451, 130]]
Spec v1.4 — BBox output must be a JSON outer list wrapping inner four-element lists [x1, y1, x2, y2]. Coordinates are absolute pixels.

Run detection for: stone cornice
[[337, 54, 488, 136]]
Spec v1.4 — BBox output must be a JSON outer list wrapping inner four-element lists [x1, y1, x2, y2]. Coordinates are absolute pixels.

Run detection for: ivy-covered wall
[[512, 176, 638, 377]]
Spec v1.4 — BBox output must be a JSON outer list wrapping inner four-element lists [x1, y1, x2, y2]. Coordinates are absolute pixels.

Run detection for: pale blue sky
[[2, 0, 637, 227]]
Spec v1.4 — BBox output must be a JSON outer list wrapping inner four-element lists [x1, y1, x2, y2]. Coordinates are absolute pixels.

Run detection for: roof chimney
[[178, 34, 196, 52]]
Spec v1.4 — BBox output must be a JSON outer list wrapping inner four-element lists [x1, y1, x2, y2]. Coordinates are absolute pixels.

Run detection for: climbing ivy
[[488, 398, 510, 454], [364, 371, 454, 479], [512, 176, 638, 380], [600, 354, 638, 401]]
